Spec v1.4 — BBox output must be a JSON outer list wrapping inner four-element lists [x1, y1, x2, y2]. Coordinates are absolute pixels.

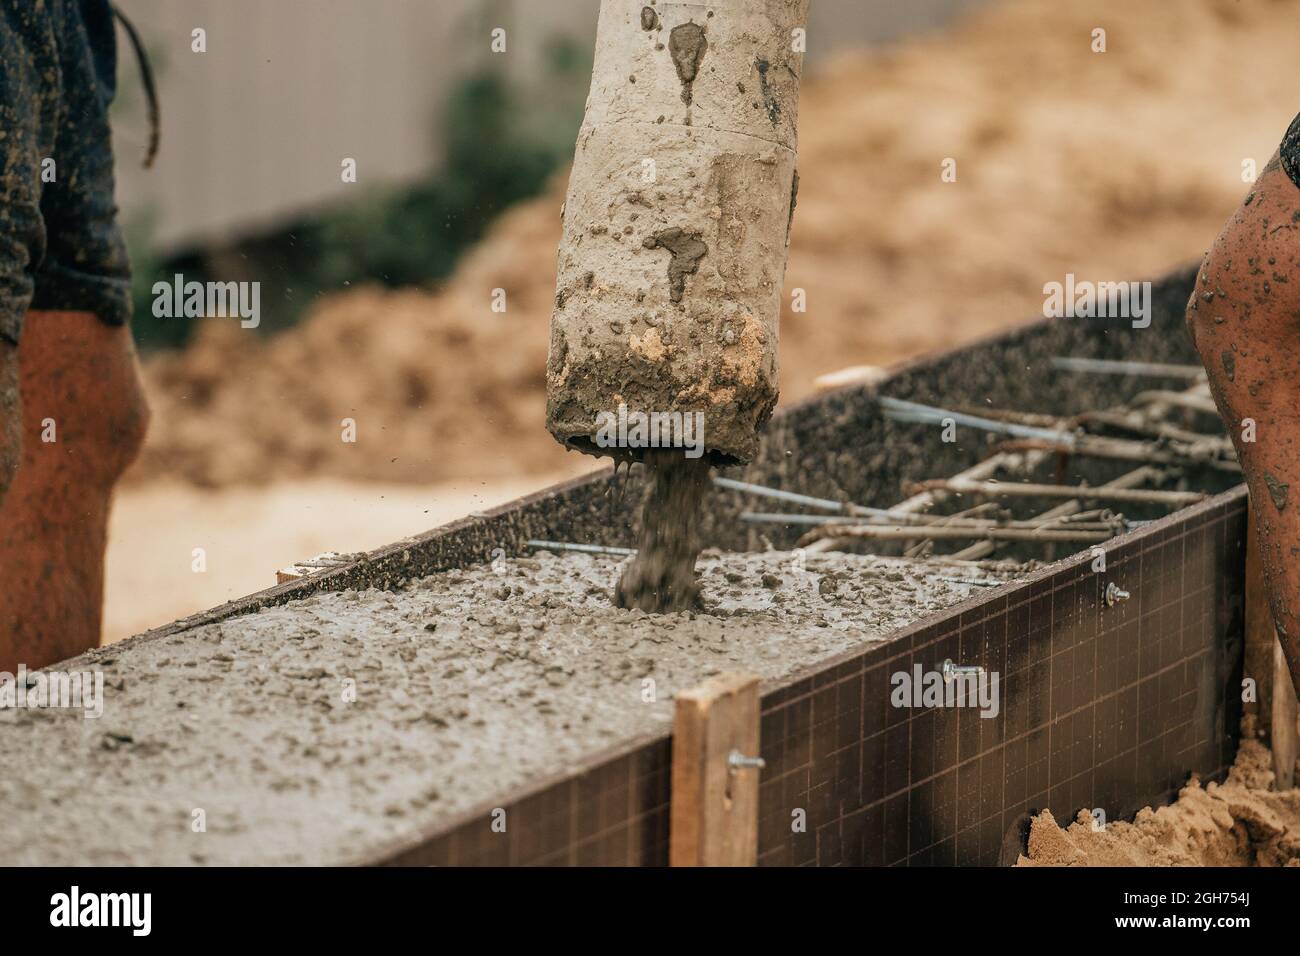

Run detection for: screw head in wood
[[942, 658, 983, 684], [727, 749, 765, 772]]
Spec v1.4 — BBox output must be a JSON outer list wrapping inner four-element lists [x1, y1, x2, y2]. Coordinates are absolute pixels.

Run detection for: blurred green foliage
[[129, 33, 590, 350]]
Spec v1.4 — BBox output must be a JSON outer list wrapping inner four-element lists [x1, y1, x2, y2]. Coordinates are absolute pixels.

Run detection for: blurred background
[[104, 0, 1299, 640]]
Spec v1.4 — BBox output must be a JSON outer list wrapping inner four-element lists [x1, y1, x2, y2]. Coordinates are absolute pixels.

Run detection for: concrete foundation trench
[[0, 264, 1256, 865]]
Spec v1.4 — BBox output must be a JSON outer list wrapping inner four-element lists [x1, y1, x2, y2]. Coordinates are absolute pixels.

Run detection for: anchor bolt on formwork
[[942, 659, 984, 684], [727, 750, 766, 772]]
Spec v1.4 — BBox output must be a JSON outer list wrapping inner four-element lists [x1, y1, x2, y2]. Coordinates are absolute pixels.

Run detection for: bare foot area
[[1018, 740, 1300, 867], [102, 470, 595, 642]]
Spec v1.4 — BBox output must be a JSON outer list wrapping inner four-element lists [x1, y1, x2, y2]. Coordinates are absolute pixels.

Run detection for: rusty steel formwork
[[83, 261, 1249, 866]]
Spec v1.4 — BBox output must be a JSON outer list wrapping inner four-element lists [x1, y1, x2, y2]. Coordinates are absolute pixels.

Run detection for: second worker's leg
[[0, 340, 18, 500], [0, 311, 149, 671], [1187, 123, 1300, 695]]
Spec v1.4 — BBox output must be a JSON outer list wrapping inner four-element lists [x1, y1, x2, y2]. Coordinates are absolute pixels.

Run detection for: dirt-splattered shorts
[[0, 0, 131, 346], [1281, 112, 1300, 192]]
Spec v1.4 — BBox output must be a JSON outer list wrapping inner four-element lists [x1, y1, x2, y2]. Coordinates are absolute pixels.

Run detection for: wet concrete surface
[[0, 548, 1011, 865]]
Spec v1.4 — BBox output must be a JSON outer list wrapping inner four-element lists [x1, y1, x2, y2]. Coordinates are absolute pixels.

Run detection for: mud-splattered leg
[[0, 341, 17, 501], [0, 312, 150, 671], [1186, 139, 1300, 695]]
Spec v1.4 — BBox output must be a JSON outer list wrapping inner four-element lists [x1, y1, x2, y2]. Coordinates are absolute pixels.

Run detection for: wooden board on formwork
[[1245, 507, 1298, 788], [670, 672, 760, 867]]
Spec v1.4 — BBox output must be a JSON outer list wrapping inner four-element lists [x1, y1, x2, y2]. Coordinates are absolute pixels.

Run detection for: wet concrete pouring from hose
[[615, 450, 711, 613]]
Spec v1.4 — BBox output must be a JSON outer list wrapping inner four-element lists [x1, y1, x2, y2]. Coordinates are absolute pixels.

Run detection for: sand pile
[[129, 0, 1300, 488], [1018, 739, 1300, 866]]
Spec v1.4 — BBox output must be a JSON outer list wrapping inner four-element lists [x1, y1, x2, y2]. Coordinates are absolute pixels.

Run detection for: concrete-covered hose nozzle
[[546, 0, 808, 467]]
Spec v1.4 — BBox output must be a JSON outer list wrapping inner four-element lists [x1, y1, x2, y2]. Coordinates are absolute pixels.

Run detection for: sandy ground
[[103, 469, 593, 642], [107, 0, 1300, 636], [124, 0, 1300, 490], [1019, 740, 1300, 866], [104, 0, 1300, 634], [5, 551, 1008, 865]]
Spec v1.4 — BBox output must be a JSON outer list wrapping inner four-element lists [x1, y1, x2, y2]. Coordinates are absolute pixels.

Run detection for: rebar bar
[[879, 396, 1077, 446], [906, 478, 1204, 506], [1049, 356, 1206, 380], [797, 524, 1116, 547], [526, 540, 636, 556]]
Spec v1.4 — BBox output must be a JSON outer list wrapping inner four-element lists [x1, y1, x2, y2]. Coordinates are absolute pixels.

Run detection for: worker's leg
[[0, 342, 17, 500], [0, 311, 148, 670], [1186, 114, 1300, 694], [0, 3, 61, 505], [0, 0, 141, 670]]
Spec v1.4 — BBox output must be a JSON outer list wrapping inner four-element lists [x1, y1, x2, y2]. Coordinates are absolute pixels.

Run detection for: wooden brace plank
[[1245, 507, 1298, 788], [670, 672, 761, 866], [1269, 641, 1297, 789]]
